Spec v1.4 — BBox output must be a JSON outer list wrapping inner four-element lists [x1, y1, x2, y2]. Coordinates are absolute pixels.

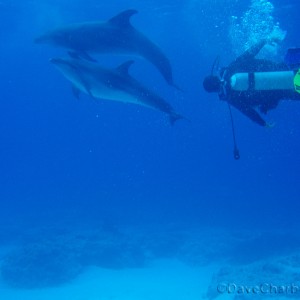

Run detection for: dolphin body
[[50, 57, 182, 124], [36, 9, 178, 88]]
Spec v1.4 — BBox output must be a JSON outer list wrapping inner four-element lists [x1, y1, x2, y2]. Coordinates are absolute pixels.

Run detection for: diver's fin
[[108, 9, 138, 27]]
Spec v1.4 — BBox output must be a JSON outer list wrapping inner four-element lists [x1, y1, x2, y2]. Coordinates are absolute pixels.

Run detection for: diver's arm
[[231, 102, 267, 127], [235, 39, 267, 63]]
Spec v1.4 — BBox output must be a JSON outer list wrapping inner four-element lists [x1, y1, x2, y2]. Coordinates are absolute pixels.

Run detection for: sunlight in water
[[229, 0, 286, 57]]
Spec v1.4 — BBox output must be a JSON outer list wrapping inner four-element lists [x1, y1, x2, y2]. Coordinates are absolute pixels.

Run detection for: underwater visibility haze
[[0, 0, 300, 296]]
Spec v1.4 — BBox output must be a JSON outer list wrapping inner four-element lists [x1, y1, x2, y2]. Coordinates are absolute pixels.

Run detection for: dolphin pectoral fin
[[116, 60, 135, 76], [73, 69, 95, 99], [169, 112, 187, 126], [79, 52, 97, 62], [68, 51, 97, 62], [68, 51, 82, 60], [72, 85, 81, 99], [72, 79, 93, 99], [171, 83, 183, 92], [87, 89, 95, 99], [80, 84, 94, 99], [81, 82, 94, 99], [108, 9, 138, 27]]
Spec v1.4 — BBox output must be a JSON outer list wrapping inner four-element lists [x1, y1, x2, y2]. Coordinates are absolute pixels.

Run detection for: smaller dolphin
[[36, 9, 178, 89], [50, 57, 183, 124]]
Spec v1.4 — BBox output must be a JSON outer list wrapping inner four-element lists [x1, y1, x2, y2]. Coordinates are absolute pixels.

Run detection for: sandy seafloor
[[0, 258, 215, 300], [0, 258, 293, 300], [0, 226, 299, 300]]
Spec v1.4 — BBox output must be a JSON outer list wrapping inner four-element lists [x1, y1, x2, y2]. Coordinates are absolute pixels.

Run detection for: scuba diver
[[203, 39, 300, 127], [202, 39, 300, 159]]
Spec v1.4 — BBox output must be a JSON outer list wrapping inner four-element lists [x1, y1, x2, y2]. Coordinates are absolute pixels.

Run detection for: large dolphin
[[50, 57, 183, 124], [36, 9, 178, 89]]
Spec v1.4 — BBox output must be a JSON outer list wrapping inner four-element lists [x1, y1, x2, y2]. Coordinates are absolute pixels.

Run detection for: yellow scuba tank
[[230, 71, 295, 91]]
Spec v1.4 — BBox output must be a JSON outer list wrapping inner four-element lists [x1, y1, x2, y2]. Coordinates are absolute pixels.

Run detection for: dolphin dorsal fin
[[108, 9, 138, 27], [116, 60, 135, 76]]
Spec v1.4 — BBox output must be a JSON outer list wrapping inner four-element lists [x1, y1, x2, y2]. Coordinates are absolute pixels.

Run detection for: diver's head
[[203, 75, 221, 93]]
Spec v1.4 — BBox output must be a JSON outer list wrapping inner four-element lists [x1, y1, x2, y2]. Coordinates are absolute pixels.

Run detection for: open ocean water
[[0, 0, 300, 298]]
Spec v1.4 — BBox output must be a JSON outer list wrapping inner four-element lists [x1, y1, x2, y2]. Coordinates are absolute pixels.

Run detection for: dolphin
[[50, 57, 183, 124], [35, 9, 178, 89]]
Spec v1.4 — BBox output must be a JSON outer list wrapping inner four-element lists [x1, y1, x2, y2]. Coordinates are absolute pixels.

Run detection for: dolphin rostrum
[[50, 57, 183, 124], [36, 9, 178, 89]]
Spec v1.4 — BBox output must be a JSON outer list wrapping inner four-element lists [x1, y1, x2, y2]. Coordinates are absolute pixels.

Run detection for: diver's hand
[[266, 37, 279, 44], [267, 29, 286, 45]]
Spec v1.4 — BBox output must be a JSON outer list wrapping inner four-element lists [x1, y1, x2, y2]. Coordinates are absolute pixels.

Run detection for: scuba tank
[[230, 48, 300, 92], [230, 71, 296, 91]]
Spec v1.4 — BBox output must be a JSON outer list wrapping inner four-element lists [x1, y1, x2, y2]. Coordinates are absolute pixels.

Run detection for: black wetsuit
[[219, 40, 300, 126]]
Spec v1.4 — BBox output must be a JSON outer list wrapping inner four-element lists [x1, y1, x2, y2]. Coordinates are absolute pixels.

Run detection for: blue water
[[0, 0, 299, 227], [0, 0, 300, 291]]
